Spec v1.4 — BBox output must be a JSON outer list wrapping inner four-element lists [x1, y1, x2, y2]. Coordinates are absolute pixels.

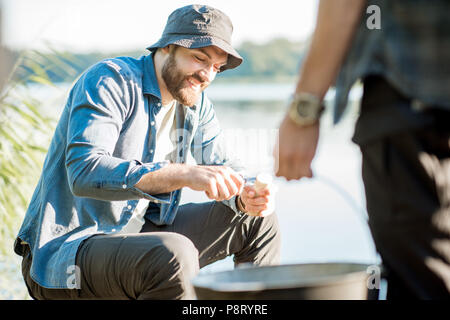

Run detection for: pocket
[[377, 132, 438, 224], [360, 139, 396, 224]]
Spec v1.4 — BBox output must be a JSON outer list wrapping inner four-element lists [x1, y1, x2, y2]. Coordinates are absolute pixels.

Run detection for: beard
[[161, 51, 210, 106]]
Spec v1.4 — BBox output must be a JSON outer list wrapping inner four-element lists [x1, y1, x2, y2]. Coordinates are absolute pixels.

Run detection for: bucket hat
[[147, 4, 243, 71]]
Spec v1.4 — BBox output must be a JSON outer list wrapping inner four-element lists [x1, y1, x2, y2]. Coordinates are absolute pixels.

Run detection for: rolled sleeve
[[127, 161, 171, 203]]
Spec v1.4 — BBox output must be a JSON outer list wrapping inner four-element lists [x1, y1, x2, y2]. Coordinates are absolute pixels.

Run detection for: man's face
[[161, 45, 228, 106]]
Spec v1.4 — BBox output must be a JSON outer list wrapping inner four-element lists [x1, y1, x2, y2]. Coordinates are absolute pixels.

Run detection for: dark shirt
[[334, 0, 450, 135]]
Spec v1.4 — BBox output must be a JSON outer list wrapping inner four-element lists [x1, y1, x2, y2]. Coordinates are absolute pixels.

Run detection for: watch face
[[296, 100, 314, 118], [289, 93, 323, 126]]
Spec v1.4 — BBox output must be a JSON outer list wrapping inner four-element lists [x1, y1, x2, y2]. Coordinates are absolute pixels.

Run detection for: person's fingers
[[243, 185, 256, 198], [281, 158, 296, 180], [205, 181, 218, 200], [258, 188, 271, 196], [228, 169, 245, 193], [220, 169, 240, 199], [274, 133, 295, 179], [274, 155, 286, 177], [241, 193, 269, 214], [292, 157, 305, 180], [245, 195, 269, 206], [280, 149, 300, 180], [242, 185, 272, 204], [280, 148, 314, 180], [240, 187, 254, 210], [306, 166, 314, 178], [298, 155, 314, 179], [214, 173, 230, 201]]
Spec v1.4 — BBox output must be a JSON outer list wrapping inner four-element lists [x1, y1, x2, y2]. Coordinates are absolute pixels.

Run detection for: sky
[[1, 0, 318, 53]]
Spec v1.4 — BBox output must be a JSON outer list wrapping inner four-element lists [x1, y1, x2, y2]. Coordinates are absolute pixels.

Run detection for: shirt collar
[[142, 53, 162, 100]]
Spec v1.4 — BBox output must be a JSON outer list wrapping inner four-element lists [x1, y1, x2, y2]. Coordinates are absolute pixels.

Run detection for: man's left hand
[[274, 114, 319, 180], [239, 184, 276, 217]]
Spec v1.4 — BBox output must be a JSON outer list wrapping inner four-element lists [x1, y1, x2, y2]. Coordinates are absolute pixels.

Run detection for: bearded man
[[15, 4, 280, 300]]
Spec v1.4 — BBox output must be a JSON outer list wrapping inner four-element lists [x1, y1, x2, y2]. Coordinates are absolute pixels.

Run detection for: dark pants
[[357, 76, 450, 299], [21, 201, 281, 300]]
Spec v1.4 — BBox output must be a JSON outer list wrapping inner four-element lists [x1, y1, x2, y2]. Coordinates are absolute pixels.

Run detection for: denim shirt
[[334, 0, 450, 124], [14, 54, 244, 289]]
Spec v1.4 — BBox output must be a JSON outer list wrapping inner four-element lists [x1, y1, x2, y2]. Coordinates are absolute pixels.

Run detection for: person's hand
[[239, 184, 277, 217], [184, 165, 245, 201], [274, 114, 319, 180]]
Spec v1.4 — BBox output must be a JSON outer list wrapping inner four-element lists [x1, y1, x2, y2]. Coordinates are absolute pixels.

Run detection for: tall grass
[[0, 48, 81, 299]]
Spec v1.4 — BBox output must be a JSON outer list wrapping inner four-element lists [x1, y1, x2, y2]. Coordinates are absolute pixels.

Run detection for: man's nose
[[199, 66, 216, 83]]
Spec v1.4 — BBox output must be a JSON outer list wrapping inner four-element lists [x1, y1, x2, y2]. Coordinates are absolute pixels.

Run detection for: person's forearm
[[296, 0, 366, 99], [134, 163, 190, 195]]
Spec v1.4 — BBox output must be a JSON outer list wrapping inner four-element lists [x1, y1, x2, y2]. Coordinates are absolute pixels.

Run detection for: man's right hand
[[184, 165, 245, 201], [135, 163, 244, 201]]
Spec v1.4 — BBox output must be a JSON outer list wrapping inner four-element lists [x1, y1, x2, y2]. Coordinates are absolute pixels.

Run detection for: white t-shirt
[[118, 101, 177, 234], [153, 101, 177, 163]]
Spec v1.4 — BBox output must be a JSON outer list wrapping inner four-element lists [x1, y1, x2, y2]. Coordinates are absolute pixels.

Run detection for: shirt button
[[127, 205, 132, 210], [150, 149, 154, 153], [157, 102, 161, 107], [151, 121, 155, 126], [111, 228, 116, 232], [122, 184, 127, 189]]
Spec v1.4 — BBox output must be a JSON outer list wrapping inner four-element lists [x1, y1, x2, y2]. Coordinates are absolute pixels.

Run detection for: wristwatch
[[287, 92, 325, 127]]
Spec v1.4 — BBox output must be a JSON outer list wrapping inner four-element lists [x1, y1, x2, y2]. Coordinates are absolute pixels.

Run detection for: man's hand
[[274, 114, 319, 180], [185, 165, 245, 201], [239, 184, 276, 217]]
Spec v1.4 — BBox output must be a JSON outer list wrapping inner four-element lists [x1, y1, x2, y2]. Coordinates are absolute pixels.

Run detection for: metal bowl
[[192, 262, 377, 300]]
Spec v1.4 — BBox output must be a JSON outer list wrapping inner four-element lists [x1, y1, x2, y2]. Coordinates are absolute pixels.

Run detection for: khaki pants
[[22, 201, 281, 300]]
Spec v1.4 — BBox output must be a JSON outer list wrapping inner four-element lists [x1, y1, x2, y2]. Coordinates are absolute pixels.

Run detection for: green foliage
[[0, 48, 81, 299], [220, 38, 307, 81], [1, 50, 61, 256], [11, 38, 307, 84]]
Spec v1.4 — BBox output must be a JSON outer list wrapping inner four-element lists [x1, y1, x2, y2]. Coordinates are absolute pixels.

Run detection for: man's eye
[[195, 56, 205, 62]]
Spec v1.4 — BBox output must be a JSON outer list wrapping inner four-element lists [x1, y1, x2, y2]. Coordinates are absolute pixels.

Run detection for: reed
[[0, 48, 80, 299]]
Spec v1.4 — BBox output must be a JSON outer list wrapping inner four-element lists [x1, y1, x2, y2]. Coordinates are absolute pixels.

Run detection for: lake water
[[1, 81, 385, 299]]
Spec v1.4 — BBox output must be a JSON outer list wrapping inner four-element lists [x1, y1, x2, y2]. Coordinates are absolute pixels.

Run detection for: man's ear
[[161, 45, 171, 54]]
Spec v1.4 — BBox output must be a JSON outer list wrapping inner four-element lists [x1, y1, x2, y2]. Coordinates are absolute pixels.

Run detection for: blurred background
[[0, 0, 380, 299]]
